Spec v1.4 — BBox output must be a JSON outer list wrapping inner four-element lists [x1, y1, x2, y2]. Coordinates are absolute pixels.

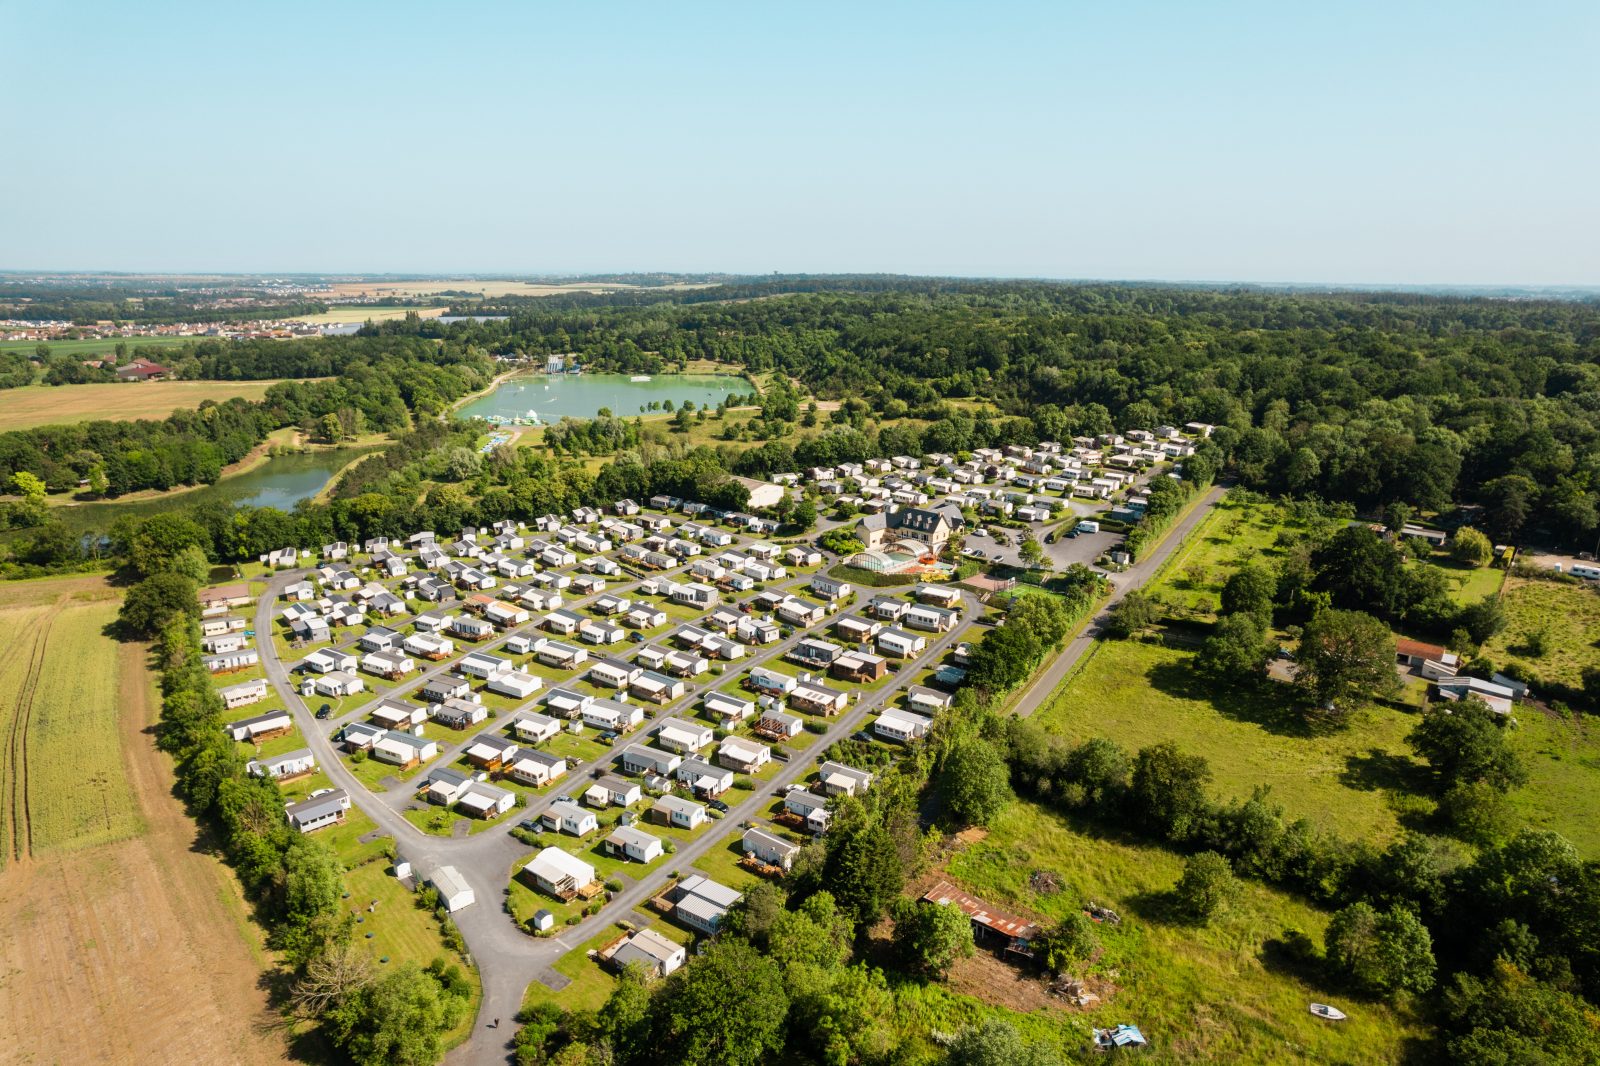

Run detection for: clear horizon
[[3, 1, 1597, 285]]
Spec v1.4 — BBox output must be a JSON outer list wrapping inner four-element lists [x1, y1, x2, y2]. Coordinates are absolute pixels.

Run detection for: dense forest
[[460, 283, 1600, 548]]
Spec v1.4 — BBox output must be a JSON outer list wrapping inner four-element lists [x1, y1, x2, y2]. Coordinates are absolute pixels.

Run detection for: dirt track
[[0, 641, 290, 1065]]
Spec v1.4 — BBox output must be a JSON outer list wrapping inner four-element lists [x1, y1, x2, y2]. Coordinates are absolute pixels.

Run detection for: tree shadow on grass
[[1147, 660, 1317, 739], [1122, 887, 1185, 925], [1338, 748, 1430, 795]]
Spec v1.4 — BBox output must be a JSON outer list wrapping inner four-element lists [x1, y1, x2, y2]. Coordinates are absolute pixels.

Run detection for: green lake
[[456, 372, 747, 424], [52, 446, 378, 533]]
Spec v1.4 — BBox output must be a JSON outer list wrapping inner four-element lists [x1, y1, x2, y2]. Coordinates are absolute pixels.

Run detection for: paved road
[[254, 561, 980, 1066], [1013, 484, 1225, 717]]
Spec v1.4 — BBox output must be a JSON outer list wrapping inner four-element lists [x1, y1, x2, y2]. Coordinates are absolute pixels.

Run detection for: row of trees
[[125, 565, 470, 1065]]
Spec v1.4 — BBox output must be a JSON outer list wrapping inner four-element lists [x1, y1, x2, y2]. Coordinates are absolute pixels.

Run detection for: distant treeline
[[0, 337, 494, 496], [402, 282, 1600, 549]]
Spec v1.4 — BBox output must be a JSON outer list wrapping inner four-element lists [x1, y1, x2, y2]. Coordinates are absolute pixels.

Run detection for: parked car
[[518, 819, 540, 832], [708, 799, 730, 813], [597, 730, 619, 743], [315, 704, 332, 719]]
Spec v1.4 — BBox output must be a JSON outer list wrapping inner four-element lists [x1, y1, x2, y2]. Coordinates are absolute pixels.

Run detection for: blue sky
[[2, 1, 1596, 283]]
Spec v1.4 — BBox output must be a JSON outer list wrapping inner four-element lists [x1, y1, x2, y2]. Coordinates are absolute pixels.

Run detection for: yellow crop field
[[0, 586, 140, 862], [0, 380, 284, 432]]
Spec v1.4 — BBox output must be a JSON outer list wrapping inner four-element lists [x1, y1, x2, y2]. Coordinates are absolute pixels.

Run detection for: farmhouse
[[585, 775, 642, 809], [457, 643, 505, 675], [513, 712, 562, 744], [506, 749, 567, 787], [225, 710, 292, 743], [655, 717, 714, 754], [205, 648, 260, 674], [743, 826, 802, 871], [463, 734, 519, 772], [247, 748, 316, 781], [718, 735, 771, 774], [456, 780, 516, 819], [542, 799, 598, 837], [703, 690, 755, 722], [604, 825, 664, 863], [218, 677, 270, 710], [523, 847, 599, 901], [830, 651, 889, 683], [675, 757, 734, 798], [780, 787, 832, 832], [284, 789, 350, 833], [790, 682, 849, 716], [874, 707, 933, 742], [581, 698, 644, 732], [431, 698, 488, 730], [605, 927, 685, 978], [370, 697, 427, 730], [670, 875, 743, 934], [817, 760, 874, 796], [620, 743, 682, 777], [373, 731, 439, 768], [487, 669, 543, 699], [1435, 676, 1516, 715], [648, 794, 706, 830]]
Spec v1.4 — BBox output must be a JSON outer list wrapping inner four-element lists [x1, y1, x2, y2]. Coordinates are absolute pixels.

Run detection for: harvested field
[[0, 636, 290, 1064], [0, 380, 283, 431]]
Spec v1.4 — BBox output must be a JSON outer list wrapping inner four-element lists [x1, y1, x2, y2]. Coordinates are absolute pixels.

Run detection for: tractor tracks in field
[[6, 612, 57, 863]]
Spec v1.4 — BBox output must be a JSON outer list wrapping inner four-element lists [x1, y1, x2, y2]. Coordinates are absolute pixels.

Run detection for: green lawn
[[1034, 640, 1417, 842], [522, 925, 634, 1014], [1506, 707, 1600, 855], [943, 803, 1425, 1064], [1145, 495, 1301, 621], [1482, 576, 1600, 691]]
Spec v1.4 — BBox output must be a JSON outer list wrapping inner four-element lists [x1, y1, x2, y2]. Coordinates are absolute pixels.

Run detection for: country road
[[1013, 483, 1225, 716]]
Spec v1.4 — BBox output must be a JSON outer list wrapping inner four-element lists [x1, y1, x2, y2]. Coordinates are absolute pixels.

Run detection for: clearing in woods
[[0, 576, 289, 1063], [0, 379, 285, 431]]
